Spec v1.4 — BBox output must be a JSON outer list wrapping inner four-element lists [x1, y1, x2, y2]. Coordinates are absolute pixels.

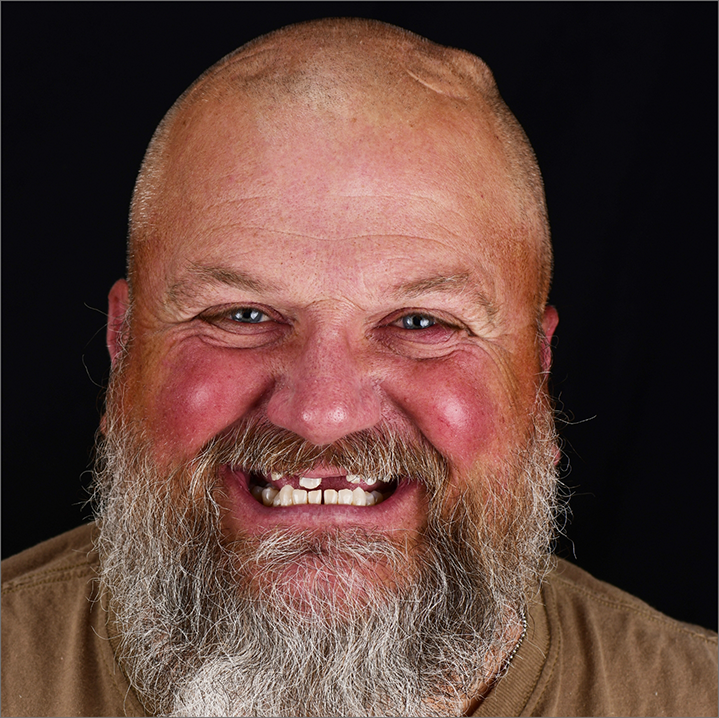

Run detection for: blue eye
[[401, 314, 435, 330], [231, 308, 266, 323]]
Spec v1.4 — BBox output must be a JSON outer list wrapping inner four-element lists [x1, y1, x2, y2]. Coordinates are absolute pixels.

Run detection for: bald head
[[128, 18, 551, 312]]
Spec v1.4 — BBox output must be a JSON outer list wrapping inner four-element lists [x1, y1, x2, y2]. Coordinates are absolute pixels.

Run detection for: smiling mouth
[[246, 470, 398, 508]]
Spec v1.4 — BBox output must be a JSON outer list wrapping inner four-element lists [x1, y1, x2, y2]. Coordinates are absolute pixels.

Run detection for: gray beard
[[93, 388, 560, 717]]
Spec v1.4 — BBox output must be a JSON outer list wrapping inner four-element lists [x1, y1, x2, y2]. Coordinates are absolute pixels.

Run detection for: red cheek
[[145, 342, 272, 461], [387, 357, 502, 468]]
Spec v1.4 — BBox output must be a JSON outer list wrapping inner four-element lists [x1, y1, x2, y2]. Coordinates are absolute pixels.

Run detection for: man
[[2, 17, 716, 717]]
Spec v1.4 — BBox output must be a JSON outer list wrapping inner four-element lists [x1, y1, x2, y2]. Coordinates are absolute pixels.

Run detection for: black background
[[3, 3, 717, 631]]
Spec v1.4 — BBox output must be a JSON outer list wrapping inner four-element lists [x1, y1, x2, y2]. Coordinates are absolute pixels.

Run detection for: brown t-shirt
[[2, 524, 717, 717]]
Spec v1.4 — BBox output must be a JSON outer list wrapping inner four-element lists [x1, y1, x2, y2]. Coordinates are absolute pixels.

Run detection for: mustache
[[194, 415, 450, 495]]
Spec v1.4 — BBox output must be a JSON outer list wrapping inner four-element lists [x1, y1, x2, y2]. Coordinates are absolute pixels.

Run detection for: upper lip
[[251, 467, 393, 492], [272, 464, 351, 479], [218, 464, 428, 534]]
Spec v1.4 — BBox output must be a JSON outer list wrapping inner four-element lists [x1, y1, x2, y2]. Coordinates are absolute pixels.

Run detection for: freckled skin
[[107, 28, 558, 549]]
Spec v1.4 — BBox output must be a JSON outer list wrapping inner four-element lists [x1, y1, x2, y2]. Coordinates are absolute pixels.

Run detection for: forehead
[[134, 62, 540, 309]]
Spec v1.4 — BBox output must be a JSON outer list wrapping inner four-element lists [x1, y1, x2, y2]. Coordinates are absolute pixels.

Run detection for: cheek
[[140, 342, 272, 462], [385, 353, 518, 468]]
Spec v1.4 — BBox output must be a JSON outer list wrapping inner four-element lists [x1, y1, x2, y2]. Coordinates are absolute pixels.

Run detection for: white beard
[[93, 389, 560, 717]]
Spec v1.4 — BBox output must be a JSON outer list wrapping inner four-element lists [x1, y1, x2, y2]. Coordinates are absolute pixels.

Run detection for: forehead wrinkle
[[166, 262, 277, 309], [393, 273, 499, 322], [194, 223, 335, 242], [190, 218, 467, 245], [204, 191, 473, 217]]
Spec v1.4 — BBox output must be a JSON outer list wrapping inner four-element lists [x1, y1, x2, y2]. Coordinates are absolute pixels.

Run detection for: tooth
[[271, 471, 282, 482], [272, 493, 282, 507], [262, 487, 278, 506], [365, 491, 376, 506], [352, 487, 366, 506], [308, 490, 322, 504], [279, 485, 294, 507], [371, 490, 384, 505], [292, 489, 308, 505], [251, 485, 264, 501], [299, 477, 322, 490], [324, 489, 338, 505], [346, 474, 362, 484], [338, 489, 353, 505]]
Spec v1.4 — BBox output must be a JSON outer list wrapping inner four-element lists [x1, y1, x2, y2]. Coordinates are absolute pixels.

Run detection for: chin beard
[[92, 379, 561, 717]]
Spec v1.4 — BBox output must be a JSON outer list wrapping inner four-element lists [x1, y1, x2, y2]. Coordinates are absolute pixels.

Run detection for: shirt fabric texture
[[2, 523, 717, 717]]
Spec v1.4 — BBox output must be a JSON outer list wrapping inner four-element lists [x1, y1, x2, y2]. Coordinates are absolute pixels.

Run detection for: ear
[[107, 278, 130, 367], [540, 305, 559, 373]]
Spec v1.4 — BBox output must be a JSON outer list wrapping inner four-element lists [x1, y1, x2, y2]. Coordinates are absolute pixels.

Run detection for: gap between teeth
[[272, 473, 389, 489], [250, 484, 386, 507]]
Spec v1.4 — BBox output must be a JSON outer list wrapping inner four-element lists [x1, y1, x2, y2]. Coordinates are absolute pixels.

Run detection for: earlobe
[[107, 278, 130, 367], [540, 305, 559, 373]]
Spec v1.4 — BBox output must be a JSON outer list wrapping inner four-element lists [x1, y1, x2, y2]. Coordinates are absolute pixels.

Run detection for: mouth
[[248, 469, 398, 508], [219, 464, 426, 535]]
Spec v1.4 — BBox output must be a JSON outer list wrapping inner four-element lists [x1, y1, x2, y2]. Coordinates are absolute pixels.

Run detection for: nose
[[265, 327, 382, 446]]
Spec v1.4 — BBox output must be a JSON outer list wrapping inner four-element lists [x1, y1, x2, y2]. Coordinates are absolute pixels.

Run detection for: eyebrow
[[167, 263, 498, 320], [392, 273, 498, 320], [167, 263, 276, 308]]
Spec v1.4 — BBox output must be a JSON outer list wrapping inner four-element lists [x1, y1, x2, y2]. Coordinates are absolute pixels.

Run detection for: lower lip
[[218, 466, 428, 536]]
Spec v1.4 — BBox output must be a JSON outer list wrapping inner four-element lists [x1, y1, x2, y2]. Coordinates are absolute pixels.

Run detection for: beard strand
[[93, 382, 561, 717]]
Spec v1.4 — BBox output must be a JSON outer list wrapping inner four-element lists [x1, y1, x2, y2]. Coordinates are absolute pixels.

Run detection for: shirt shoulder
[[2, 523, 97, 586], [1, 524, 147, 717], [526, 558, 718, 717]]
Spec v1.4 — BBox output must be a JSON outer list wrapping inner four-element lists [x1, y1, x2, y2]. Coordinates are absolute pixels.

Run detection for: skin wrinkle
[[181, 194, 480, 243], [402, 68, 471, 100], [182, 267, 497, 324], [201, 192, 478, 205], [465, 338, 524, 413], [144, 182, 539, 332], [167, 265, 276, 310], [166, 257, 500, 339], [186, 226, 467, 243], [396, 274, 499, 324]]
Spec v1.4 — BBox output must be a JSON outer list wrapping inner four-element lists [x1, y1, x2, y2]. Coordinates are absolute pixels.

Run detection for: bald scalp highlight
[[128, 18, 552, 309]]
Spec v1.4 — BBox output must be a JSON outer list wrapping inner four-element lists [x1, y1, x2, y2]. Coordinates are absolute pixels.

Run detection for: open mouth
[[247, 470, 399, 508], [219, 464, 427, 536]]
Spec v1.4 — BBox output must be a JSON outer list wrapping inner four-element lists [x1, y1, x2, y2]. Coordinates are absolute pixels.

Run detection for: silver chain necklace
[[506, 611, 528, 666]]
